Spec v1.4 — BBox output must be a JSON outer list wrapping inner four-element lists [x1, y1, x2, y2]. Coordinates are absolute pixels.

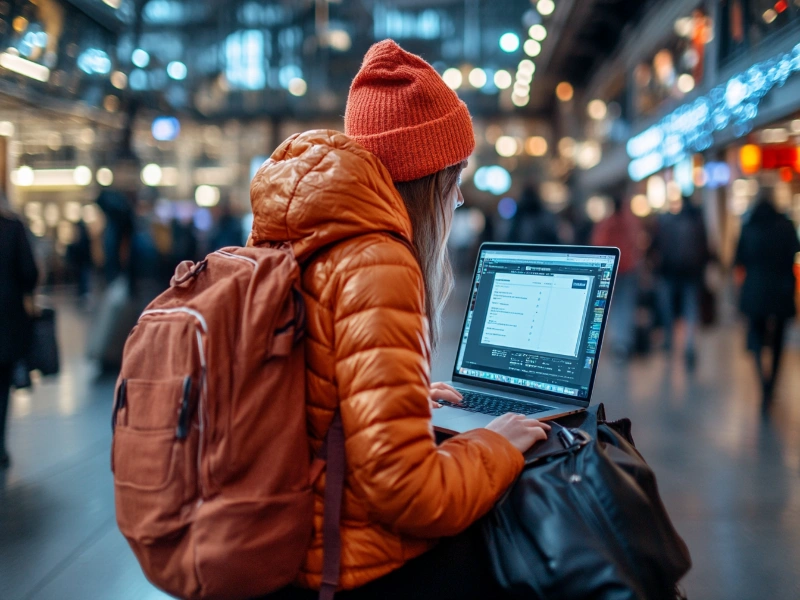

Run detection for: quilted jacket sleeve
[[332, 236, 524, 539]]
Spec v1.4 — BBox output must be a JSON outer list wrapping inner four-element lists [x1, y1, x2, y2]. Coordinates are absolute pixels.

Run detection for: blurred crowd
[[0, 178, 799, 469]]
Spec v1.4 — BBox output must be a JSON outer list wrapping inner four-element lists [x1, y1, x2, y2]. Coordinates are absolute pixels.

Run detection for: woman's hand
[[428, 382, 463, 410], [485, 413, 551, 454]]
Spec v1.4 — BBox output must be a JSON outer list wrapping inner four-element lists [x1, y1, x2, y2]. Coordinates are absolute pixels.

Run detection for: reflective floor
[[1, 288, 800, 600]]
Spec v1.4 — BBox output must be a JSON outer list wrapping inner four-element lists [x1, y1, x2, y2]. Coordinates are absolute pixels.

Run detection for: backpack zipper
[[215, 249, 258, 269]]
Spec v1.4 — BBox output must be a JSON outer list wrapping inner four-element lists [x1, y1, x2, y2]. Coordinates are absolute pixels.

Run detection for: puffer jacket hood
[[249, 129, 413, 261]]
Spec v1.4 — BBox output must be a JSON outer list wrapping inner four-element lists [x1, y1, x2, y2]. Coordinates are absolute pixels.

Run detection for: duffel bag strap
[[319, 411, 345, 600]]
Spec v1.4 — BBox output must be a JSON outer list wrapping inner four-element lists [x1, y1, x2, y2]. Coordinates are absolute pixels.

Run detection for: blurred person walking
[[66, 219, 94, 300], [0, 196, 39, 469], [652, 195, 710, 368], [210, 197, 245, 250], [735, 193, 800, 413], [508, 185, 560, 245], [591, 195, 643, 359]]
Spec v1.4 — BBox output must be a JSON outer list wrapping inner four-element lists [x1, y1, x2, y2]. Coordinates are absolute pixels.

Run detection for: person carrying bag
[[483, 405, 691, 600], [0, 202, 40, 469]]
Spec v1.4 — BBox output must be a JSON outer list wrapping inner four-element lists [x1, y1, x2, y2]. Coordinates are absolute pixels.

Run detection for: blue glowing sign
[[627, 43, 800, 181]]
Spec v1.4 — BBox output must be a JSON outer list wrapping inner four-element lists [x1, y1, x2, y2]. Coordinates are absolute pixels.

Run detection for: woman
[[0, 195, 39, 469], [252, 41, 550, 598], [735, 193, 800, 413]]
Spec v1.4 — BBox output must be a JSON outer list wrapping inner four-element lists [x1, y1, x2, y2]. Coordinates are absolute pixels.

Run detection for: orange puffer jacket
[[249, 130, 524, 590]]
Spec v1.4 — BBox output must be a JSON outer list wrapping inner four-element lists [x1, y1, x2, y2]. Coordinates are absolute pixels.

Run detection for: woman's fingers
[[430, 382, 463, 397], [429, 398, 442, 409], [430, 382, 463, 404], [430, 388, 462, 404]]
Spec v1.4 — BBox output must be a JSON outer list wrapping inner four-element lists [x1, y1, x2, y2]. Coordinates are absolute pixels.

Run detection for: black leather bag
[[482, 408, 691, 600], [26, 307, 60, 377]]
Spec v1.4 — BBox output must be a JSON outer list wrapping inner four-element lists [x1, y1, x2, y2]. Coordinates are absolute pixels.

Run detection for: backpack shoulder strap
[[318, 411, 345, 600]]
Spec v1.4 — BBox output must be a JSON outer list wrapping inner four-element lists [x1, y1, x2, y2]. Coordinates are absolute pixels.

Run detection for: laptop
[[431, 243, 620, 434]]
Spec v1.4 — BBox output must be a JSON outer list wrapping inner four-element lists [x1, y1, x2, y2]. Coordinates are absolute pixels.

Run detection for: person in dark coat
[[651, 196, 710, 369], [508, 185, 560, 244], [735, 194, 800, 412], [0, 202, 39, 468]]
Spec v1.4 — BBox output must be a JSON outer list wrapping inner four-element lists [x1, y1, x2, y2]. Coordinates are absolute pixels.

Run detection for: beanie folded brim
[[350, 101, 475, 182]]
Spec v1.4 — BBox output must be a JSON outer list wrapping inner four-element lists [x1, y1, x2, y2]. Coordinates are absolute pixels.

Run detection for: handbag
[[11, 360, 32, 389], [482, 406, 691, 600], [26, 306, 60, 377]]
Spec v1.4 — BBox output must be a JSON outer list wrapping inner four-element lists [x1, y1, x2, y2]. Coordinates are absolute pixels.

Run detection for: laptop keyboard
[[438, 391, 550, 417]]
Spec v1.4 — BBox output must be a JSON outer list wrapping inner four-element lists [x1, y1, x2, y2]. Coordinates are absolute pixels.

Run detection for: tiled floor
[[1, 287, 800, 600]]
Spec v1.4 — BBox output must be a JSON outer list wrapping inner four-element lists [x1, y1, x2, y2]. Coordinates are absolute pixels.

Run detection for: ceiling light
[[442, 68, 463, 89], [495, 136, 519, 157], [111, 71, 127, 89], [73, 166, 92, 186], [647, 175, 667, 209], [103, 95, 119, 112], [152, 116, 181, 141], [674, 17, 694, 38], [469, 67, 487, 88], [141, 163, 163, 187], [494, 69, 512, 89], [77, 48, 111, 75], [677, 73, 695, 93], [64, 201, 82, 223], [167, 61, 187, 81], [528, 24, 547, 41], [327, 30, 352, 52], [525, 136, 548, 157], [587, 99, 608, 120], [524, 39, 541, 57], [516, 71, 533, 85], [103, 0, 122, 8], [514, 79, 531, 93], [576, 140, 602, 169], [586, 196, 609, 223], [763, 8, 778, 22], [131, 49, 150, 68], [195, 185, 220, 207], [96, 167, 114, 187], [0, 52, 50, 82], [474, 166, 512, 195], [518, 59, 535, 74], [0, 121, 14, 136], [511, 93, 530, 107], [13, 166, 34, 187], [536, 0, 555, 16], [499, 33, 520, 53], [556, 81, 574, 102], [288, 77, 307, 96], [631, 194, 651, 217], [558, 137, 576, 158]]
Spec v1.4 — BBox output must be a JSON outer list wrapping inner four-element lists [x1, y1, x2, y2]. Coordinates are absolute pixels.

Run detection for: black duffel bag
[[482, 407, 691, 600]]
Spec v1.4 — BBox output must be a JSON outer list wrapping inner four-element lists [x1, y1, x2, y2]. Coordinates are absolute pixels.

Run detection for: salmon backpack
[[111, 246, 344, 600]]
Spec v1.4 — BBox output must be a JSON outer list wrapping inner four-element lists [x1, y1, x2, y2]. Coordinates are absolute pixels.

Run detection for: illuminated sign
[[627, 43, 800, 181]]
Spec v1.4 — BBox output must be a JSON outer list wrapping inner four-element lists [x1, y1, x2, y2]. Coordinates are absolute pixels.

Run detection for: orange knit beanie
[[345, 39, 475, 182]]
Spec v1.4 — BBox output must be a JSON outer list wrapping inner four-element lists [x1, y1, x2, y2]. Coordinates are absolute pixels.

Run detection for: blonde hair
[[394, 163, 462, 350]]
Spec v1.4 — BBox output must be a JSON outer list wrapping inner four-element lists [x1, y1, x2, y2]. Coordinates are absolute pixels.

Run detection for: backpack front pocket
[[112, 376, 199, 542]]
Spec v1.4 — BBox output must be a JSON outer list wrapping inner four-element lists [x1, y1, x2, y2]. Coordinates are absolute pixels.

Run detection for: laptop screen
[[453, 245, 618, 401]]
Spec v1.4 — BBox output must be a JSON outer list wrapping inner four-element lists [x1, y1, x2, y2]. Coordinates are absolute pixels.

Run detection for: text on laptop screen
[[455, 249, 616, 399]]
